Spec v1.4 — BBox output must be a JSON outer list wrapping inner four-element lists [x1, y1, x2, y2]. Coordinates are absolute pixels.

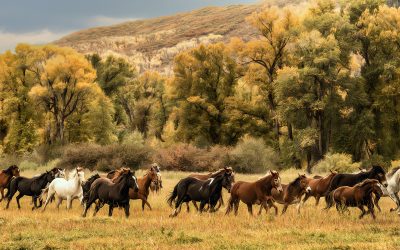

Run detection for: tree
[[0, 45, 40, 153], [169, 43, 238, 146], [29, 46, 100, 144]]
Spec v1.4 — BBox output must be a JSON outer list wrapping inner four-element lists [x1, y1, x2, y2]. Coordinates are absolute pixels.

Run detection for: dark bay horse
[[0, 165, 20, 202], [225, 171, 283, 216], [82, 169, 139, 218], [302, 170, 337, 206], [167, 171, 233, 217], [82, 173, 101, 204], [6, 170, 56, 210], [109, 166, 158, 210], [324, 165, 388, 208], [326, 179, 379, 219], [263, 174, 311, 215], [186, 167, 235, 211]]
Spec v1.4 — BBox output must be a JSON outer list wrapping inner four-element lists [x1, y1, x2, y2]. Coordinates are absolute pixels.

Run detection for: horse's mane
[[354, 179, 377, 188], [387, 166, 400, 178], [209, 169, 225, 177], [371, 165, 385, 174], [289, 176, 302, 187]]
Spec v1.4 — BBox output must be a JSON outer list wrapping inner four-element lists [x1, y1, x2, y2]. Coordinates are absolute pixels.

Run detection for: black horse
[[82, 173, 101, 204], [167, 172, 233, 217], [6, 171, 56, 210], [82, 169, 139, 218], [324, 165, 388, 208]]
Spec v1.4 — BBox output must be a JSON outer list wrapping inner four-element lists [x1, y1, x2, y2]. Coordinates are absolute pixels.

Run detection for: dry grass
[[0, 169, 399, 249]]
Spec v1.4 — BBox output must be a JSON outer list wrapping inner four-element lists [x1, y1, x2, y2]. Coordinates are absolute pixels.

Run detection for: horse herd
[[0, 164, 400, 220]]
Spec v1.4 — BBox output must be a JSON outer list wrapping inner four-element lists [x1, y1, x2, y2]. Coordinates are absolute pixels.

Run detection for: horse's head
[[45, 170, 56, 182], [10, 165, 20, 177], [152, 163, 161, 173], [270, 170, 283, 193], [371, 165, 388, 187], [222, 171, 234, 193], [148, 165, 158, 182], [75, 167, 85, 182], [297, 174, 311, 193]]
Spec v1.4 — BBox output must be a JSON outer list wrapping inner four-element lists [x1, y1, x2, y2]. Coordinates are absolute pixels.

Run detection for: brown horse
[[225, 170, 283, 216], [302, 170, 337, 206], [187, 167, 234, 211], [326, 179, 379, 219], [108, 166, 158, 210], [0, 165, 20, 202], [263, 174, 311, 215]]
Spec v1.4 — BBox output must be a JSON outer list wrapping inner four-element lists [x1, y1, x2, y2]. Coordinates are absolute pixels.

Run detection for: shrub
[[230, 135, 280, 173], [57, 143, 153, 171], [154, 144, 231, 172], [314, 153, 360, 173]]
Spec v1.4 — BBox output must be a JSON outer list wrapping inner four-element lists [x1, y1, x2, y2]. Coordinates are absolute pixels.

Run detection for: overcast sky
[[0, 0, 258, 52]]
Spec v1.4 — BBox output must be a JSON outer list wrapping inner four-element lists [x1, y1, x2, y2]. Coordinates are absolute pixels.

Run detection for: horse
[[5, 170, 56, 210], [225, 170, 282, 216], [326, 179, 379, 219], [82, 169, 139, 218], [371, 167, 400, 212], [324, 165, 388, 207], [186, 167, 235, 211], [168, 171, 233, 217], [109, 166, 158, 210], [0, 165, 20, 202], [263, 174, 311, 215], [129, 166, 158, 210], [42, 167, 85, 211], [82, 173, 101, 203], [302, 170, 337, 206]]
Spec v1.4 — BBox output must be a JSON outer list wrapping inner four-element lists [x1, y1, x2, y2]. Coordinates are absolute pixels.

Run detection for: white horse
[[378, 167, 400, 213], [42, 167, 85, 211]]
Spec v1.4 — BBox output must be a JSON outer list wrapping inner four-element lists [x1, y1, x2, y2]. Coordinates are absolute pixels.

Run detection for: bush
[[314, 153, 360, 173], [57, 143, 153, 171], [154, 144, 231, 172], [230, 135, 280, 173]]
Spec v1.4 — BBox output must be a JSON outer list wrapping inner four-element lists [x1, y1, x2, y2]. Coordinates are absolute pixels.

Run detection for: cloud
[[87, 16, 139, 27], [0, 29, 69, 52]]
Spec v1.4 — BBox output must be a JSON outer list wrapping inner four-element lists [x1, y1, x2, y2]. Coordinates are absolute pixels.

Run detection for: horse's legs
[[315, 195, 320, 206], [368, 202, 376, 220], [192, 201, 199, 211], [124, 204, 130, 218], [93, 202, 102, 216], [302, 193, 310, 204], [0, 187, 4, 202], [374, 195, 381, 212], [358, 205, 366, 219], [246, 203, 253, 216], [281, 204, 289, 215], [56, 197, 63, 209], [141, 197, 152, 211], [199, 201, 206, 213], [234, 199, 240, 216], [186, 202, 190, 213], [108, 205, 114, 217], [42, 190, 56, 212], [66, 196, 72, 210], [16, 193, 24, 209], [390, 192, 400, 212]]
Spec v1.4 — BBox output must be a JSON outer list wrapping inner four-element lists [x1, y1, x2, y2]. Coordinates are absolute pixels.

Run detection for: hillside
[[54, 1, 302, 74]]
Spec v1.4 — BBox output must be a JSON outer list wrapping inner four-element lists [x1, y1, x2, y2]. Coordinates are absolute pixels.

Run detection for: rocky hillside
[[54, 1, 302, 74]]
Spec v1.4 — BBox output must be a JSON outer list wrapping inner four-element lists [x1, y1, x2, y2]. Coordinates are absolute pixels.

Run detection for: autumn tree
[[29, 46, 101, 144]]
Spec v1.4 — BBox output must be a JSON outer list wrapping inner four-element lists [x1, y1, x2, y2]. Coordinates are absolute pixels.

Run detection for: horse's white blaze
[[208, 178, 214, 186], [306, 186, 312, 193]]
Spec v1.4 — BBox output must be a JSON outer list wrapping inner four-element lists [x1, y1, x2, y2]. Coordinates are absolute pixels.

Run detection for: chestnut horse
[[108, 166, 158, 210], [302, 170, 337, 206], [0, 165, 20, 202], [263, 174, 311, 215], [187, 167, 235, 211], [225, 170, 282, 216], [326, 179, 379, 219]]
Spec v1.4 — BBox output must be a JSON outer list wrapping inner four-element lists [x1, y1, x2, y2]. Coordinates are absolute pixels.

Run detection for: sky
[[0, 0, 259, 52]]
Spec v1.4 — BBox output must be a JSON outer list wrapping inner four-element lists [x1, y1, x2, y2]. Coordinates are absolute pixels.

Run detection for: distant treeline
[[1, 0, 400, 172]]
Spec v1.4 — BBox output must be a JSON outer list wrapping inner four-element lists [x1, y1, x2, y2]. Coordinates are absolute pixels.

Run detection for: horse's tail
[[225, 196, 234, 215], [6, 177, 20, 200], [167, 184, 179, 207], [225, 183, 239, 215], [39, 187, 49, 203], [324, 190, 335, 210], [324, 175, 338, 208], [4, 176, 14, 198]]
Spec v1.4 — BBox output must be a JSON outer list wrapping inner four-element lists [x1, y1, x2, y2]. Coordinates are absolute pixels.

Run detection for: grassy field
[[0, 169, 399, 250]]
